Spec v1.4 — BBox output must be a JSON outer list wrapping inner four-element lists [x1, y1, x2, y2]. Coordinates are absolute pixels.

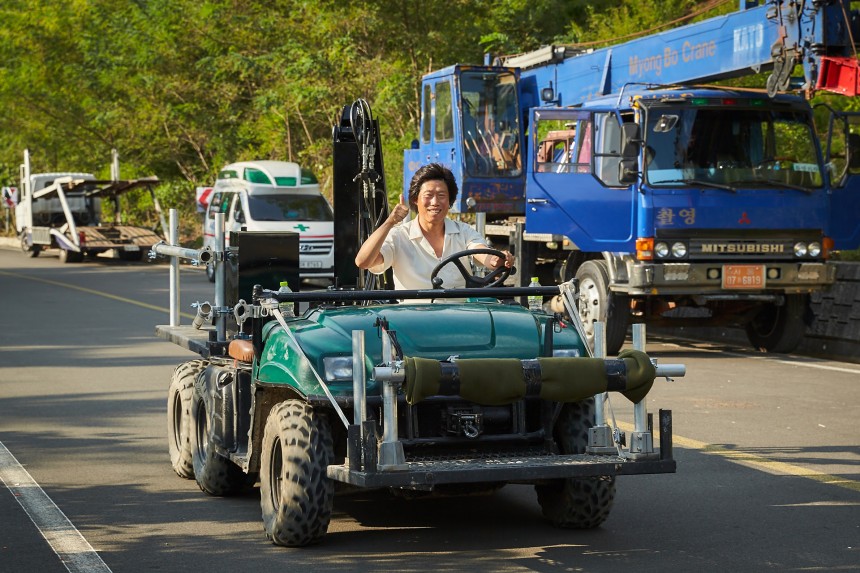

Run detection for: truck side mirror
[[618, 123, 641, 184], [620, 123, 641, 158]]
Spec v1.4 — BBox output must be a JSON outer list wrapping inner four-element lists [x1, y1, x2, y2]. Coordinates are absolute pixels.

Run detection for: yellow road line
[[0, 269, 196, 319], [617, 421, 860, 493]]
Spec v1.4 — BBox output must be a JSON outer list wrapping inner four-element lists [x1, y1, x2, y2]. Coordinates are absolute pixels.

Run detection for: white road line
[[0, 441, 112, 573], [657, 340, 860, 374]]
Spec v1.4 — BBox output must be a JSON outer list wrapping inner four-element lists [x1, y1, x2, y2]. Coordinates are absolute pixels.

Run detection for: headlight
[[793, 242, 808, 257], [323, 356, 353, 382], [671, 242, 687, 258], [655, 241, 669, 258], [808, 241, 822, 257]]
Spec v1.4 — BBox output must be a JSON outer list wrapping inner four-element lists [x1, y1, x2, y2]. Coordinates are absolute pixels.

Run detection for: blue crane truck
[[403, 0, 860, 355]]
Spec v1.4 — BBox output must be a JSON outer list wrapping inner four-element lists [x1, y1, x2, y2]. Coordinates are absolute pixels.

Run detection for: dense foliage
[[0, 0, 855, 250]]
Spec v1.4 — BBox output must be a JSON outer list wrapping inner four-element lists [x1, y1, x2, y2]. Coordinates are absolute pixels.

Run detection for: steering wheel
[[755, 157, 797, 169], [430, 248, 513, 289]]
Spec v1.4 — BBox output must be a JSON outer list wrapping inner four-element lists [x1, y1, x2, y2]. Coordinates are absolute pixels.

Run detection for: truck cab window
[[422, 84, 432, 144], [460, 70, 521, 178], [435, 81, 453, 142]]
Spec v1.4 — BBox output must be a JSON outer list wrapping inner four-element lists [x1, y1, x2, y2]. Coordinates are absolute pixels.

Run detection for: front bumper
[[622, 261, 836, 296]]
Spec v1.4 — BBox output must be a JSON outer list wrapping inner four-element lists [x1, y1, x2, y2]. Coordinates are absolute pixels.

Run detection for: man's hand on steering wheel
[[430, 248, 515, 289]]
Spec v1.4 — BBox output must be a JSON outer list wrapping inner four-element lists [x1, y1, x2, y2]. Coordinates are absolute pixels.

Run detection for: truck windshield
[[645, 107, 822, 189], [247, 194, 333, 222], [460, 70, 522, 178]]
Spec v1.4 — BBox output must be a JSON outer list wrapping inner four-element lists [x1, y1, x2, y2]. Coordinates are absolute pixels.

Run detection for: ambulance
[[202, 160, 334, 281]]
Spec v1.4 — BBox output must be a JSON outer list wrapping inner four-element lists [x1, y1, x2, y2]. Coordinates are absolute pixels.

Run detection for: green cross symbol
[[293, 224, 309, 232]]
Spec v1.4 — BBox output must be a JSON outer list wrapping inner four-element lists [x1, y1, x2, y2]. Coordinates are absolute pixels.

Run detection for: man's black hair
[[406, 163, 458, 211]]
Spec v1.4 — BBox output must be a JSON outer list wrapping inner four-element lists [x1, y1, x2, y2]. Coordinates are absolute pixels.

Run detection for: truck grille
[[687, 237, 797, 260]]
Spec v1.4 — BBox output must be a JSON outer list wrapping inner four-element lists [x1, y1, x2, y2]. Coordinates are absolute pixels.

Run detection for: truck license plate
[[300, 261, 323, 269], [123, 245, 140, 252], [722, 264, 765, 289]]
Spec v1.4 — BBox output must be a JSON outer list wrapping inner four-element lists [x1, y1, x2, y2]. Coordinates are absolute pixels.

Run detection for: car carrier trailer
[[16, 149, 165, 262]]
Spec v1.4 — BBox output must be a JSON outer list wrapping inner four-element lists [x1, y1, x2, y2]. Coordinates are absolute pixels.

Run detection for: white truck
[[202, 160, 334, 282], [15, 149, 165, 263]]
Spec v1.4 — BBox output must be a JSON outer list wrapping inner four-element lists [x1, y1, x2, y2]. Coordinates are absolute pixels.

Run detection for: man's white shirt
[[369, 217, 487, 290]]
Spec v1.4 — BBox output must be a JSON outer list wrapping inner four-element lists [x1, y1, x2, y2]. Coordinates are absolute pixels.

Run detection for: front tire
[[20, 233, 41, 258], [575, 260, 629, 355], [745, 294, 808, 353], [167, 359, 207, 479], [535, 399, 616, 528], [260, 400, 334, 547], [189, 381, 247, 496]]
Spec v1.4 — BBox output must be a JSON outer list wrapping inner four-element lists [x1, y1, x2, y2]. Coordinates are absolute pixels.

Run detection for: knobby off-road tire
[[260, 400, 335, 547], [190, 378, 248, 496], [575, 260, 629, 355], [745, 294, 808, 353], [167, 359, 207, 479], [535, 399, 616, 528]]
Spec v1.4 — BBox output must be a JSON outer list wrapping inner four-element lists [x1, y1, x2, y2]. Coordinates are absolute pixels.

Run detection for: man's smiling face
[[416, 180, 450, 224]]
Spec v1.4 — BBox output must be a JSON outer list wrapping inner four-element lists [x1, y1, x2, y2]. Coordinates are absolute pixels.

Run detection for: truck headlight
[[323, 356, 353, 382], [807, 241, 822, 257], [655, 242, 669, 258], [793, 242, 808, 257], [671, 242, 687, 258]]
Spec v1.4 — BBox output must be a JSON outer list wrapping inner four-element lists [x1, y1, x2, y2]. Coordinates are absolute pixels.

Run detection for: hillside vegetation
[[1, 0, 855, 255]]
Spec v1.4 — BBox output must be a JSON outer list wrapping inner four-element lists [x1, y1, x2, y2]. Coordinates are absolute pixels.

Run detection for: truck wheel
[[58, 249, 83, 264], [575, 260, 629, 355], [745, 294, 808, 353], [20, 234, 41, 258], [118, 250, 144, 262], [260, 400, 334, 547], [535, 399, 616, 528], [190, 383, 247, 496], [167, 359, 207, 479], [206, 263, 215, 283]]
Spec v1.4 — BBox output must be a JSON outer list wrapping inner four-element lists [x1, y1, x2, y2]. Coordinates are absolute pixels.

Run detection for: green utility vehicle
[[154, 101, 685, 547]]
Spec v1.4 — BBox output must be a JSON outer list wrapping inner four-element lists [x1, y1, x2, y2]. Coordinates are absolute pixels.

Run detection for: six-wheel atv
[[159, 243, 683, 547]]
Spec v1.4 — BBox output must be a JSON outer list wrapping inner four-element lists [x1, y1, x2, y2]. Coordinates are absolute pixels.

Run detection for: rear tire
[[58, 248, 83, 263], [745, 294, 808, 353], [167, 359, 207, 479], [575, 260, 629, 355], [190, 381, 247, 496], [260, 400, 334, 547], [118, 249, 144, 262], [535, 399, 616, 529]]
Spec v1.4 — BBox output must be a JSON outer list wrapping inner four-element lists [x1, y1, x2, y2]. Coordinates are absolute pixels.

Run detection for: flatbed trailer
[[16, 149, 165, 262]]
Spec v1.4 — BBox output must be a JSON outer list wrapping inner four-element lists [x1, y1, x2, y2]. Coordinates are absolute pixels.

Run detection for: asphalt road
[[1, 246, 858, 572]]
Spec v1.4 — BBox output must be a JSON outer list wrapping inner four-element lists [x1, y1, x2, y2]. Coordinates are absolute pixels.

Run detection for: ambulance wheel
[[190, 382, 247, 496], [745, 294, 808, 353], [260, 400, 334, 547], [167, 359, 208, 479], [535, 398, 616, 528], [575, 260, 629, 355]]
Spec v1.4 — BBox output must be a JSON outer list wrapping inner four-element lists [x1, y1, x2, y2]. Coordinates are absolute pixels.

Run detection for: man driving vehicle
[[355, 163, 513, 290]]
